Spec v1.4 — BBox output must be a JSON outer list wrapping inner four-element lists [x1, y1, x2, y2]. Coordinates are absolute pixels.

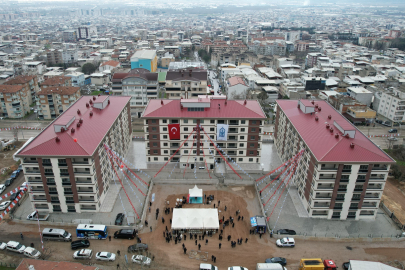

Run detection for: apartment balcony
[[75, 180, 93, 185], [25, 170, 41, 174], [369, 176, 385, 181], [316, 185, 334, 190], [372, 166, 388, 171], [72, 159, 92, 165], [80, 206, 97, 210], [313, 203, 330, 208], [318, 177, 336, 181], [315, 195, 332, 200], [364, 194, 380, 199], [79, 197, 95, 202], [27, 177, 42, 183], [320, 166, 338, 171], [362, 203, 377, 208], [73, 170, 93, 175], [23, 159, 38, 164], [58, 162, 68, 167], [367, 185, 383, 190], [337, 188, 347, 192], [31, 189, 45, 193], [311, 211, 329, 216], [77, 189, 94, 193], [32, 196, 47, 201]]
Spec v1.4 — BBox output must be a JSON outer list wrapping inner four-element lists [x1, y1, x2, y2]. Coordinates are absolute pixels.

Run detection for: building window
[[154, 157, 158, 161], [240, 136, 245, 140], [241, 128, 245, 132], [239, 143, 244, 147], [163, 127, 167, 131], [200, 157, 203, 161], [184, 127, 189, 131], [252, 120, 257, 124], [218, 120, 225, 124], [171, 120, 179, 123], [250, 143, 255, 147], [163, 143, 168, 146], [153, 150, 158, 154], [152, 127, 157, 131], [210, 120, 215, 124], [184, 135, 188, 139], [249, 151, 254, 155], [241, 120, 245, 124], [238, 158, 243, 162], [250, 136, 255, 140], [163, 135, 168, 139], [151, 120, 156, 124], [163, 119, 167, 123], [164, 157, 168, 161], [184, 119, 188, 123], [164, 150, 168, 154], [153, 142, 158, 147], [251, 128, 256, 132], [210, 128, 214, 131], [249, 158, 253, 162], [184, 150, 188, 154], [239, 151, 243, 154]]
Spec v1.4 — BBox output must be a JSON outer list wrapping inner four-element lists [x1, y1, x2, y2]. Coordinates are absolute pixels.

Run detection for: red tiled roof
[[37, 86, 80, 96], [228, 76, 247, 87], [41, 76, 71, 86], [17, 96, 131, 157], [3, 75, 35, 85], [0, 85, 24, 93], [276, 100, 395, 163], [100, 60, 120, 67], [143, 99, 265, 119]]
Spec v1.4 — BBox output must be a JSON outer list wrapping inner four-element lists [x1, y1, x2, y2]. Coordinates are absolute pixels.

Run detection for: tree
[[257, 91, 269, 105], [81, 63, 97, 75]]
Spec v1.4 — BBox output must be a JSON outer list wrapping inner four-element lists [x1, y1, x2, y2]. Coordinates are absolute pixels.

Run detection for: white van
[[276, 237, 295, 247], [23, 247, 41, 259], [200, 263, 219, 270], [6, 241, 26, 253], [42, 228, 72, 242], [256, 263, 287, 270]]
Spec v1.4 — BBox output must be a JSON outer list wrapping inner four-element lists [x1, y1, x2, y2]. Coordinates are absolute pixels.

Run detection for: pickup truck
[[27, 211, 49, 221]]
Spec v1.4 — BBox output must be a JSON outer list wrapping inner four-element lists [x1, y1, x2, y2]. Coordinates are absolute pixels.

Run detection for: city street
[[0, 121, 50, 140]]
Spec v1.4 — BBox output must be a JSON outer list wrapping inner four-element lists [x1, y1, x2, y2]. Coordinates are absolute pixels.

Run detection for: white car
[[23, 247, 41, 259], [96, 252, 116, 261], [73, 249, 93, 259], [228, 267, 248, 270], [0, 185, 5, 194], [276, 237, 295, 247], [132, 255, 151, 265], [0, 242, 7, 250], [20, 182, 28, 191], [0, 201, 11, 211]]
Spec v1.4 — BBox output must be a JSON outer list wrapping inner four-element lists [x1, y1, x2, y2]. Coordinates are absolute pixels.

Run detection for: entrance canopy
[[188, 185, 203, 204], [171, 208, 219, 230]]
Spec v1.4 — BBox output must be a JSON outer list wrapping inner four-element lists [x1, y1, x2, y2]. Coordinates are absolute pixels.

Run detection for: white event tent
[[171, 208, 219, 231]]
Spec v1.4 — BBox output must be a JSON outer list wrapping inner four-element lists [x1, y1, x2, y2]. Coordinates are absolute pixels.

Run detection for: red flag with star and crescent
[[168, 124, 180, 140]]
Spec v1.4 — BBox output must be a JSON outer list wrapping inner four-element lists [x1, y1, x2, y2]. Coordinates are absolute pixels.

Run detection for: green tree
[[257, 91, 269, 105], [81, 63, 97, 75]]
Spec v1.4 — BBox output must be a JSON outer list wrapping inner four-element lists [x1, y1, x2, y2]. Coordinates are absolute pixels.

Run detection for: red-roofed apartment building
[[99, 60, 121, 72], [16, 95, 132, 213], [274, 99, 395, 220], [142, 96, 265, 168]]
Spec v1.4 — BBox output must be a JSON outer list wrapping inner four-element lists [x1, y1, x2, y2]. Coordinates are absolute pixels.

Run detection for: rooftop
[[3, 75, 35, 85], [276, 100, 395, 163], [100, 60, 120, 67], [41, 76, 71, 86], [143, 98, 265, 119], [17, 96, 131, 157], [37, 86, 80, 96], [131, 50, 156, 60], [0, 85, 24, 93], [228, 76, 247, 87]]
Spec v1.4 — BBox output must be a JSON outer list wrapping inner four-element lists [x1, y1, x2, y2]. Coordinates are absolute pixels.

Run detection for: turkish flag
[[168, 124, 180, 140]]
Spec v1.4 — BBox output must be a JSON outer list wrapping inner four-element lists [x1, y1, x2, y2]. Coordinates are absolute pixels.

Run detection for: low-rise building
[[16, 96, 132, 213], [226, 76, 249, 99], [165, 69, 208, 99], [36, 86, 81, 119], [130, 50, 157, 72], [99, 60, 121, 72], [65, 72, 85, 87], [377, 87, 405, 123], [274, 99, 395, 220], [347, 87, 373, 107], [41, 76, 72, 89]]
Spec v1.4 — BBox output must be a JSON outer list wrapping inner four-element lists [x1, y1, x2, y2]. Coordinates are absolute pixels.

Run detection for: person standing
[[214, 203, 216, 208], [20, 233, 23, 240], [218, 200, 220, 207], [245, 238, 248, 243], [205, 239, 208, 245], [195, 239, 197, 245], [224, 206, 227, 211], [184, 247, 187, 254], [198, 243, 201, 250], [219, 243, 222, 249], [214, 256, 216, 263]]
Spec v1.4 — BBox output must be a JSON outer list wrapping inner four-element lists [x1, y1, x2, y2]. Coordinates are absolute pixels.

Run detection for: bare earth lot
[[382, 177, 405, 223], [1, 184, 405, 270]]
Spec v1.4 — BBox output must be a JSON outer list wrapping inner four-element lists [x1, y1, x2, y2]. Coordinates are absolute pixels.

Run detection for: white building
[[226, 76, 249, 99], [347, 87, 373, 107], [377, 87, 405, 122]]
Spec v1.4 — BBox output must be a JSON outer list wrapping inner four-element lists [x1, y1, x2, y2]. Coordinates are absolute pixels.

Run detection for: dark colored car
[[276, 229, 296, 235], [10, 191, 21, 201], [389, 129, 398, 133], [114, 229, 137, 239], [10, 172, 18, 180], [71, 240, 90, 250], [342, 262, 350, 270], [128, 243, 148, 252], [265, 257, 287, 266], [115, 213, 125, 225], [375, 119, 383, 124], [4, 178, 13, 186]]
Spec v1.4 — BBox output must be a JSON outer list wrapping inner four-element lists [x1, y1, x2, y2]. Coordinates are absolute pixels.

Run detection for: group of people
[[164, 229, 184, 244]]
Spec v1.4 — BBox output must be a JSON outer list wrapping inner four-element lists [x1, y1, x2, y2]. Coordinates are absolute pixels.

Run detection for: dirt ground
[[382, 177, 405, 223]]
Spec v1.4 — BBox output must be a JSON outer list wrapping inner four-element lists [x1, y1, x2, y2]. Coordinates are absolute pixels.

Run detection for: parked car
[[383, 121, 392, 127], [10, 172, 18, 180], [114, 229, 136, 239], [96, 252, 116, 261], [115, 213, 125, 225], [388, 137, 398, 141], [4, 178, 13, 187], [71, 240, 90, 250], [20, 182, 28, 191], [10, 191, 22, 201], [0, 201, 11, 211], [0, 184, 6, 194], [228, 267, 248, 270], [6, 241, 25, 253], [128, 243, 148, 252], [23, 247, 41, 259], [276, 237, 295, 248], [73, 249, 93, 259], [265, 257, 287, 266], [0, 242, 7, 250], [200, 263, 218, 270], [389, 129, 398, 133], [375, 119, 383, 124], [276, 229, 296, 235], [131, 255, 151, 265], [18, 165, 22, 171]]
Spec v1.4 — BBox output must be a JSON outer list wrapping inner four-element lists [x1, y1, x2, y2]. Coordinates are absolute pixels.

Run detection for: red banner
[[168, 124, 180, 140]]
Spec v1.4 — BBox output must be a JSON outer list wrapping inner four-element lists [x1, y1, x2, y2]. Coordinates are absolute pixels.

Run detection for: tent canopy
[[189, 185, 203, 198], [171, 208, 219, 230]]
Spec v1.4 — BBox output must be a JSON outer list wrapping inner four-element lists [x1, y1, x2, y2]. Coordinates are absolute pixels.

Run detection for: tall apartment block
[[36, 86, 81, 119], [16, 96, 132, 213], [274, 99, 395, 220], [142, 96, 265, 168]]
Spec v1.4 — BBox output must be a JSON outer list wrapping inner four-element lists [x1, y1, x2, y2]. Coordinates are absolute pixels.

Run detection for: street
[[0, 121, 50, 140]]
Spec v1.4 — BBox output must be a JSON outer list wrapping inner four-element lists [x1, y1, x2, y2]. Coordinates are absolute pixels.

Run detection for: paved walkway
[[99, 184, 121, 212], [288, 186, 309, 218]]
